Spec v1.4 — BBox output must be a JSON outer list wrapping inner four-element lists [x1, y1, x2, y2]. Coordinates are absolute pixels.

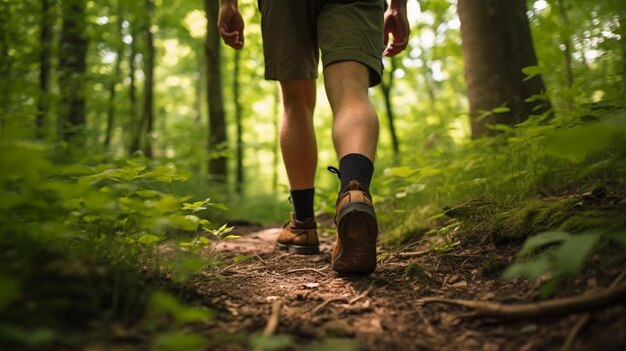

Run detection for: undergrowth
[[376, 103, 626, 295], [0, 125, 227, 350]]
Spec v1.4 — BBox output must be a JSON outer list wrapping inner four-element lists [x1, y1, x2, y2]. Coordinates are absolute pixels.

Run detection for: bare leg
[[323, 62, 379, 161], [279, 79, 317, 190]]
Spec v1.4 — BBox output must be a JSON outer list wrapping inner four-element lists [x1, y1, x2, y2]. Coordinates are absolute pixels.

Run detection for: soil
[[181, 218, 626, 351]]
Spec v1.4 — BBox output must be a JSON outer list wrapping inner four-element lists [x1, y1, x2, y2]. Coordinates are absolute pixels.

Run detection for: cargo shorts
[[258, 0, 386, 87]]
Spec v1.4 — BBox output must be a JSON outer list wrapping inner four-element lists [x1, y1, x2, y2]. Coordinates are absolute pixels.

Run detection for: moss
[[456, 195, 626, 244], [403, 263, 432, 283]]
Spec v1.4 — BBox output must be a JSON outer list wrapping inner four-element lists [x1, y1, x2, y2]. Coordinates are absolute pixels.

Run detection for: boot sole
[[332, 202, 378, 275], [275, 242, 320, 255]]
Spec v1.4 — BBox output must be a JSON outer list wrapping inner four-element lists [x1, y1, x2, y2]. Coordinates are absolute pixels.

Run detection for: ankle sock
[[338, 153, 374, 194], [290, 188, 315, 221]]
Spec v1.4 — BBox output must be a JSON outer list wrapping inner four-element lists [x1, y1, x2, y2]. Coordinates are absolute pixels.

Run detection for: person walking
[[218, 0, 409, 275]]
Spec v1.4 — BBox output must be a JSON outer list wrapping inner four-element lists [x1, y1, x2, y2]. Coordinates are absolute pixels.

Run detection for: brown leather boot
[[331, 180, 378, 275], [275, 214, 320, 254]]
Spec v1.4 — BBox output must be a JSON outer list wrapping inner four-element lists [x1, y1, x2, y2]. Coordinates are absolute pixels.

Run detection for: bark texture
[[59, 0, 88, 145], [458, 0, 551, 137], [205, 0, 228, 181]]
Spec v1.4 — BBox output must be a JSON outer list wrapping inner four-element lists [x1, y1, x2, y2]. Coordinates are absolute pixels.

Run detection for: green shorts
[[258, 0, 385, 87]]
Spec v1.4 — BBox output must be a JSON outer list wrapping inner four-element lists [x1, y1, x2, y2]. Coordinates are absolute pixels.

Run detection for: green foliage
[[504, 230, 625, 297], [0, 125, 226, 348], [377, 103, 626, 244]]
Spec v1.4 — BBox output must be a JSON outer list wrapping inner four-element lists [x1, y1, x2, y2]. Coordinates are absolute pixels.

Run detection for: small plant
[[503, 230, 626, 297]]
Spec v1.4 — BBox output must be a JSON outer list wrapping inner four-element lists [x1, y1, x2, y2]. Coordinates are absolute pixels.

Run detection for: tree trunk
[[59, 0, 88, 146], [619, 12, 626, 104], [234, 50, 244, 194], [458, 0, 551, 138], [37, 0, 53, 140], [104, 3, 124, 150], [379, 57, 399, 155], [0, 1, 12, 129], [142, 0, 155, 158], [128, 19, 138, 155], [205, 0, 228, 181], [556, 0, 574, 111]]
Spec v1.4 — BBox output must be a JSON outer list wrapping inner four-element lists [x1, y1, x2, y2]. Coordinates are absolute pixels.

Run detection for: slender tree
[[379, 57, 400, 156], [104, 2, 124, 150], [59, 0, 88, 146], [0, 1, 12, 127], [458, 0, 551, 137], [128, 17, 138, 154], [129, 0, 155, 157], [37, 0, 53, 140], [234, 50, 244, 194], [142, 0, 155, 158], [619, 12, 626, 104], [205, 0, 228, 181]]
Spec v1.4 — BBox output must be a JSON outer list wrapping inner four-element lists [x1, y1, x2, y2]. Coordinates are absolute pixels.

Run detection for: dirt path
[[186, 223, 626, 351]]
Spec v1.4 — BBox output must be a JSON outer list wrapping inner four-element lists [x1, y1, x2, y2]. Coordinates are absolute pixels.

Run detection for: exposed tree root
[[310, 287, 372, 315], [418, 283, 626, 320], [561, 271, 626, 351]]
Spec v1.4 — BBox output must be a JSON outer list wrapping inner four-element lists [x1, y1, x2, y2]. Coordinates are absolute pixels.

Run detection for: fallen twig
[[418, 283, 626, 320], [254, 251, 268, 265], [348, 286, 372, 305], [310, 285, 373, 315], [561, 271, 626, 351], [263, 299, 283, 337], [397, 250, 430, 258], [285, 267, 329, 276], [311, 295, 350, 315]]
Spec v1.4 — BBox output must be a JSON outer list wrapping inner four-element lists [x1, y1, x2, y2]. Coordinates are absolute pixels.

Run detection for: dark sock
[[290, 188, 315, 222], [338, 153, 374, 194]]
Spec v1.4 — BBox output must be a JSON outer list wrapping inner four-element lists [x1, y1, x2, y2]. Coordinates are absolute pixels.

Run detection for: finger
[[221, 32, 239, 45]]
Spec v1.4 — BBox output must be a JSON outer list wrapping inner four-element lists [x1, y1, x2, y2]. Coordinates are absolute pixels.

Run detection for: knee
[[280, 80, 316, 116]]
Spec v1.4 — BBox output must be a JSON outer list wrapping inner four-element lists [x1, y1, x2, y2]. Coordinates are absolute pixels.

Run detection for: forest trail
[[183, 220, 626, 351]]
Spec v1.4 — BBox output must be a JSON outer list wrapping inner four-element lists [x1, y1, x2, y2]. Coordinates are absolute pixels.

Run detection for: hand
[[218, 3, 245, 49], [383, 6, 409, 57]]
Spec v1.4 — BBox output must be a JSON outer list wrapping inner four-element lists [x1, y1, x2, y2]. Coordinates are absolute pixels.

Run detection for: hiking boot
[[275, 214, 320, 255], [331, 180, 378, 275]]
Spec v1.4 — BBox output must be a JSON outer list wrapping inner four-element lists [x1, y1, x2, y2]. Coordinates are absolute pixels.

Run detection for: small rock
[[303, 282, 320, 289]]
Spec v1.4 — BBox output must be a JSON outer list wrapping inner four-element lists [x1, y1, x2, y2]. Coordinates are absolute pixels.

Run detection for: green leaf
[[207, 201, 229, 211], [553, 232, 600, 275], [137, 233, 163, 245], [544, 123, 619, 163], [518, 231, 571, 257], [521, 65, 547, 80], [492, 106, 511, 114], [182, 199, 209, 212], [503, 254, 551, 280]]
